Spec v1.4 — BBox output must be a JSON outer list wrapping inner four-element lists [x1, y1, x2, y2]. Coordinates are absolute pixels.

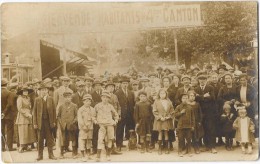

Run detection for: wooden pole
[[174, 30, 179, 73], [62, 34, 67, 76]]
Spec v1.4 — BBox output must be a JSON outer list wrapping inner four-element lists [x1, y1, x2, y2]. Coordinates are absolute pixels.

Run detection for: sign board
[[39, 4, 202, 33]]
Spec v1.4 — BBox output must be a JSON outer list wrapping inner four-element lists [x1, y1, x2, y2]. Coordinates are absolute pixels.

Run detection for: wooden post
[[62, 34, 67, 76], [173, 30, 179, 72]]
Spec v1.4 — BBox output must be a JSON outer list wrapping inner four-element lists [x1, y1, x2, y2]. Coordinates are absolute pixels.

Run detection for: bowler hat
[[17, 85, 34, 95]]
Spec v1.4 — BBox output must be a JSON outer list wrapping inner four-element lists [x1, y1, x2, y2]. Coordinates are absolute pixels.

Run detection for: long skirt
[[18, 124, 36, 145]]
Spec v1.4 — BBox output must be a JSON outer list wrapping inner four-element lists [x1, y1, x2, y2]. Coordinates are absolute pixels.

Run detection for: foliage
[[135, 1, 257, 68]]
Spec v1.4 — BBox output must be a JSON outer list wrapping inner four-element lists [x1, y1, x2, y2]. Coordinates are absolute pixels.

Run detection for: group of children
[[133, 88, 256, 157], [58, 90, 118, 162], [58, 87, 255, 162]]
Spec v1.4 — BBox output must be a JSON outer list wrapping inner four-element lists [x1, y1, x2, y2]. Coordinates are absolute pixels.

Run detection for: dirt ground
[[1, 139, 259, 163]]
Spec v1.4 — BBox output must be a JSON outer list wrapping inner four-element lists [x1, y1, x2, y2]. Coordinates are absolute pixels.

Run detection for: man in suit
[[115, 76, 135, 151], [1, 78, 11, 151], [90, 79, 103, 154], [194, 72, 217, 154], [3, 83, 19, 151], [85, 76, 94, 94], [174, 75, 193, 106], [156, 66, 164, 79], [72, 81, 86, 108], [72, 81, 87, 155], [53, 76, 73, 152], [208, 72, 224, 146], [33, 84, 57, 161]]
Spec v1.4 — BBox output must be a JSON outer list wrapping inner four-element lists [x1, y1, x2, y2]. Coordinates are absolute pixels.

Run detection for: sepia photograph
[[1, 1, 259, 162]]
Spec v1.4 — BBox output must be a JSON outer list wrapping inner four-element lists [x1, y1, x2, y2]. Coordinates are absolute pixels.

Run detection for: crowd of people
[[1, 63, 258, 162]]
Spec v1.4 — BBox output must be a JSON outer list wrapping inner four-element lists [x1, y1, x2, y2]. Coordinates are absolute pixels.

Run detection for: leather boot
[[86, 149, 92, 160], [158, 140, 162, 155], [140, 142, 145, 153], [72, 146, 77, 159], [80, 150, 86, 162], [146, 141, 152, 153], [60, 146, 65, 159], [165, 140, 170, 154], [36, 149, 43, 161], [96, 149, 102, 162], [106, 148, 111, 161], [48, 147, 57, 160]]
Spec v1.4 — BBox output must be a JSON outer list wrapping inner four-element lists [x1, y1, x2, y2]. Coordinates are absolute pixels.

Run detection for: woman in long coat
[[15, 86, 36, 153]]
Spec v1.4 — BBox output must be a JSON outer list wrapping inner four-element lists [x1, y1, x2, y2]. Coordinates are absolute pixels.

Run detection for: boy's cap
[[138, 91, 147, 97], [63, 90, 73, 96], [82, 94, 93, 101], [101, 91, 111, 98], [76, 81, 86, 87], [181, 75, 191, 81]]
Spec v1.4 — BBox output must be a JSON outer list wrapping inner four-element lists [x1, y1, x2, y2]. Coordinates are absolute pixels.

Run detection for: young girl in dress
[[233, 104, 255, 154], [187, 90, 204, 154], [152, 88, 174, 155]]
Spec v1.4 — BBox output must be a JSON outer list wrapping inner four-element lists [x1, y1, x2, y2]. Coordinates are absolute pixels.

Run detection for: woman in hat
[[15, 86, 36, 153], [168, 75, 183, 108]]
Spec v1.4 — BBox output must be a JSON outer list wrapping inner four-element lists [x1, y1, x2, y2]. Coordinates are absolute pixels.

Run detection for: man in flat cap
[[53, 76, 73, 152], [156, 66, 164, 79], [33, 84, 57, 161], [105, 81, 122, 155], [72, 81, 88, 154], [139, 77, 152, 98], [85, 76, 94, 94], [90, 79, 103, 154], [174, 75, 193, 106], [57, 90, 78, 159], [72, 81, 87, 109], [115, 76, 135, 151], [194, 71, 217, 154]]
